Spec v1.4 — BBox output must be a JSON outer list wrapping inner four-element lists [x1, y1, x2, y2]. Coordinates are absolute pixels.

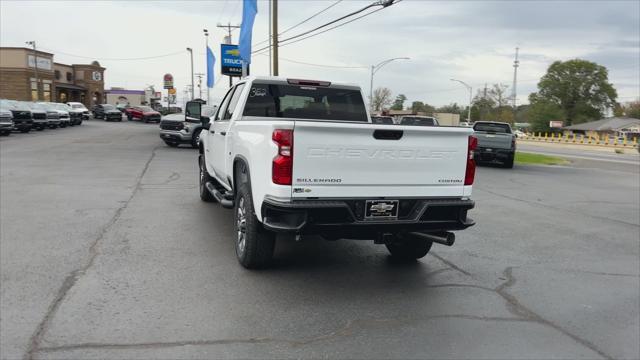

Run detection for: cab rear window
[[473, 123, 512, 133], [243, 83, 367, 122]]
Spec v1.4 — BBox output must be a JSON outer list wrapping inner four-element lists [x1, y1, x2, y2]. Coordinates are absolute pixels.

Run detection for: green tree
[[390, 94, 407, 110], [527, 99, 566, 132], [472, 91, 495, 121], [436, 103, 463, 114], [622, 100, 640, 118], [411, 101, 426, 113], [532, 59, 617, 125]]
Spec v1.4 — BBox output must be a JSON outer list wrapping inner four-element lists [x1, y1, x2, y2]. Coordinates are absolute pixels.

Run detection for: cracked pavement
[[1, 121, 638, 359]]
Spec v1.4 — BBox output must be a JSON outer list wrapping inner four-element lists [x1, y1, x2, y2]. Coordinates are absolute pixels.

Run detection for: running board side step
[[205, 182, 235, 209]]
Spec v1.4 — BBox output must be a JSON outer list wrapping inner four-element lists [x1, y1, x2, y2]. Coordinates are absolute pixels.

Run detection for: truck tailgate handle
[[373, 129, 403, 140]]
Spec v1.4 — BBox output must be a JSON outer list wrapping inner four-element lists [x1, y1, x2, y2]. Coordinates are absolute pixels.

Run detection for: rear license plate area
[[365, 200, 399, 220]]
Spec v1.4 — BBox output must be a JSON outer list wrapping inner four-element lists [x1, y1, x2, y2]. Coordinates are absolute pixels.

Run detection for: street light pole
[[369, 57, 409, 113], [451, 78, 472, 123], [203, 29, 210, 104], [26, 41, 39, 101], [186, 47, 194, 100]]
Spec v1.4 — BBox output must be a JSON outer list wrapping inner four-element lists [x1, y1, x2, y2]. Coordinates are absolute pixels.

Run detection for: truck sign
[[220, 44, 249, 77]]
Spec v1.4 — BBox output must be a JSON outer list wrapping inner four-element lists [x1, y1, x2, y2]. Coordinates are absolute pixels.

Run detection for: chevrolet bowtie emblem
[[370, 203, 394, 213]]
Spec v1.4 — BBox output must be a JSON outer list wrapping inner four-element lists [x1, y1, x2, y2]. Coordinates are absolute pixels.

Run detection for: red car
[[125, 106, 161, 123]]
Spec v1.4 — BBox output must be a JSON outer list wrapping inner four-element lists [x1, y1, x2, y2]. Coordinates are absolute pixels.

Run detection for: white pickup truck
[[195, 76, 477, 268]]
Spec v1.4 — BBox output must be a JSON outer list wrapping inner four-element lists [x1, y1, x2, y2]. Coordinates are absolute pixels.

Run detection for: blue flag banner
[[206, 46, 215, 88], [239, 0, 258, 64]]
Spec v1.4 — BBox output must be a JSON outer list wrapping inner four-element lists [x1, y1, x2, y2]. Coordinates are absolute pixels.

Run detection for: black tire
[[1, 130, 10, 136], [503, 157, 514, 169], [385, 234, 433, 261], [127, 114, 132, 121], [20, 128, 30, 133], [77, 120, 82, 125], [165, 141, 179, 147], [198, 154, 215, 202], [191, 128, 202, 148], [234, 164, 275, 269]]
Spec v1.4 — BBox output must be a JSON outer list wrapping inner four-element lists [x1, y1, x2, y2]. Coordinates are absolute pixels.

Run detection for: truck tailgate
[[475, 132, 512, 149], [291, 121, 473, 198]]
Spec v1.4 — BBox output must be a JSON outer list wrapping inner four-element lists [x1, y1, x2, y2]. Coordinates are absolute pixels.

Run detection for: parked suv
[[1, 100, 32, 133], [24, 102, 49, 131], [51, 103, 71, 128], [126, 106, 161, 123], [67, 102, 90, 120], [65, 103, 83, 125], [93, 104, 122, 121], [159, 102, 216, 148]]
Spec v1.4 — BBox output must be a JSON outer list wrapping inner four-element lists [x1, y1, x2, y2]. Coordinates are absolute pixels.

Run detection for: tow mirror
[[185, 101, 202, 122]]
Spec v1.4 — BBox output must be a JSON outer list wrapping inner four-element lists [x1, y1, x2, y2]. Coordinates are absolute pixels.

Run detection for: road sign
[[168, 88, 176, 95], [549, 121, 563, 128], [163, 73, 174, 89], [220, 44, 248, 77]]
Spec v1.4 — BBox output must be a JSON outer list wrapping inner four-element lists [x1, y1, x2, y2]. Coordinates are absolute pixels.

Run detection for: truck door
[[209, 83, 245, 181]]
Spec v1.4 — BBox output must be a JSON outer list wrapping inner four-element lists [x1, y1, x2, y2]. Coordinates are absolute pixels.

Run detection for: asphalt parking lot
[[1, 120, 639, 360]]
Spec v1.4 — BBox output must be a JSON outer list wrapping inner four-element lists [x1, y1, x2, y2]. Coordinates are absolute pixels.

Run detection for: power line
[[253, 0, 398, 54], [252, 0, 344, 47], [255, 53, 367, 69], [39, 47, 184, 61]]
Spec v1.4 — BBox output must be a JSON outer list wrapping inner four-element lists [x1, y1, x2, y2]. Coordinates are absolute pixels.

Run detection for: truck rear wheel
[[503, 156, 514, 168], [235, 169, 275, 269], [191, 128, 202, 148], [385, 234, 432, 260]]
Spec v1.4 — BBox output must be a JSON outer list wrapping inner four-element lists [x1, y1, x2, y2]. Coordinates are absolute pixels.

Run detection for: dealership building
[[0, 47, 105, 108]]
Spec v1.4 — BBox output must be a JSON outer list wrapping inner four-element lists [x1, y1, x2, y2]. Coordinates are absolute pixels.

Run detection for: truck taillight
[[465, 135, 477, 186], [272, 129, 293, 185]]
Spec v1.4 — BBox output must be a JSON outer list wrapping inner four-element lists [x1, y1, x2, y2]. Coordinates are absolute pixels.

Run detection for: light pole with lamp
[[203, 29, 210, 104], [26, 41, 39, 101], [450, 78, 472, 123], [186, 47, 194, 100], [369, 57, 409, 113]]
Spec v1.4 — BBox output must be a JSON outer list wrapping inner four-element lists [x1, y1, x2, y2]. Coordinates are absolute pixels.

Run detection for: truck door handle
[[210, 130, 215, 134], [220, 131, 227, 136]]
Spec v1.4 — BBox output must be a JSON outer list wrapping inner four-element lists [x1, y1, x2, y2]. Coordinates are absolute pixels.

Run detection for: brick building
[[0, 47, 105, 108]]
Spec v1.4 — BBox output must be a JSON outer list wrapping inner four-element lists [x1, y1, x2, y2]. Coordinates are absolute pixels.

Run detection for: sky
[[1, 0, 639, 108]]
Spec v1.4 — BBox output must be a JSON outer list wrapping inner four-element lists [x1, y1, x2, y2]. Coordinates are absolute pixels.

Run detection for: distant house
[[563, 117, 640, 140]]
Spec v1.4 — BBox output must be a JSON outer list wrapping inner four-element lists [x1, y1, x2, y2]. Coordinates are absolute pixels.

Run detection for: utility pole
[[26, 41, 39, 101], [271, 0, 279, 76], [186, 48, 194, 100], [511, 47, 520, 120], [217, 22, 241, 86], [195, 73, 205, 99]]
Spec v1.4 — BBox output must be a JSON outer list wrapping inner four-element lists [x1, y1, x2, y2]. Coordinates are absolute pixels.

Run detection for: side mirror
[[185, 101, 202, 122], [202, 122, 211, 130]]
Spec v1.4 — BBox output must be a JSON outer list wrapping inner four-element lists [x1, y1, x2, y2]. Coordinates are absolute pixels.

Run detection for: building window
[[43, 83, 51, 102], [54, 70, 61, 80], [31, 80, 38, 101], [66, 72, 73, 81]]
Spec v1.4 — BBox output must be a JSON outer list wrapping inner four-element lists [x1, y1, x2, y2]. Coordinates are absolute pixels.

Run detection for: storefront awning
[[55, 83, 86, 91]]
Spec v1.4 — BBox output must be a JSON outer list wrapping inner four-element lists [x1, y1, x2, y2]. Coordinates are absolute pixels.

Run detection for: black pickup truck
[[473, 121, 516, 168]]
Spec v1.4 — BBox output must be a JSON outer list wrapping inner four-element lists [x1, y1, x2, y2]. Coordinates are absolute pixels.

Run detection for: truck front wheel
[[385, 234, 432, 260], [503, 156, 514, 169], [234, 170, 275, 269]]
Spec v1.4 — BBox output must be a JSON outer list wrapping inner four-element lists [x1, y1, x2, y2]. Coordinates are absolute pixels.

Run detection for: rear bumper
[[475, 148, 514, 162], [261, 197, 475, 238]]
